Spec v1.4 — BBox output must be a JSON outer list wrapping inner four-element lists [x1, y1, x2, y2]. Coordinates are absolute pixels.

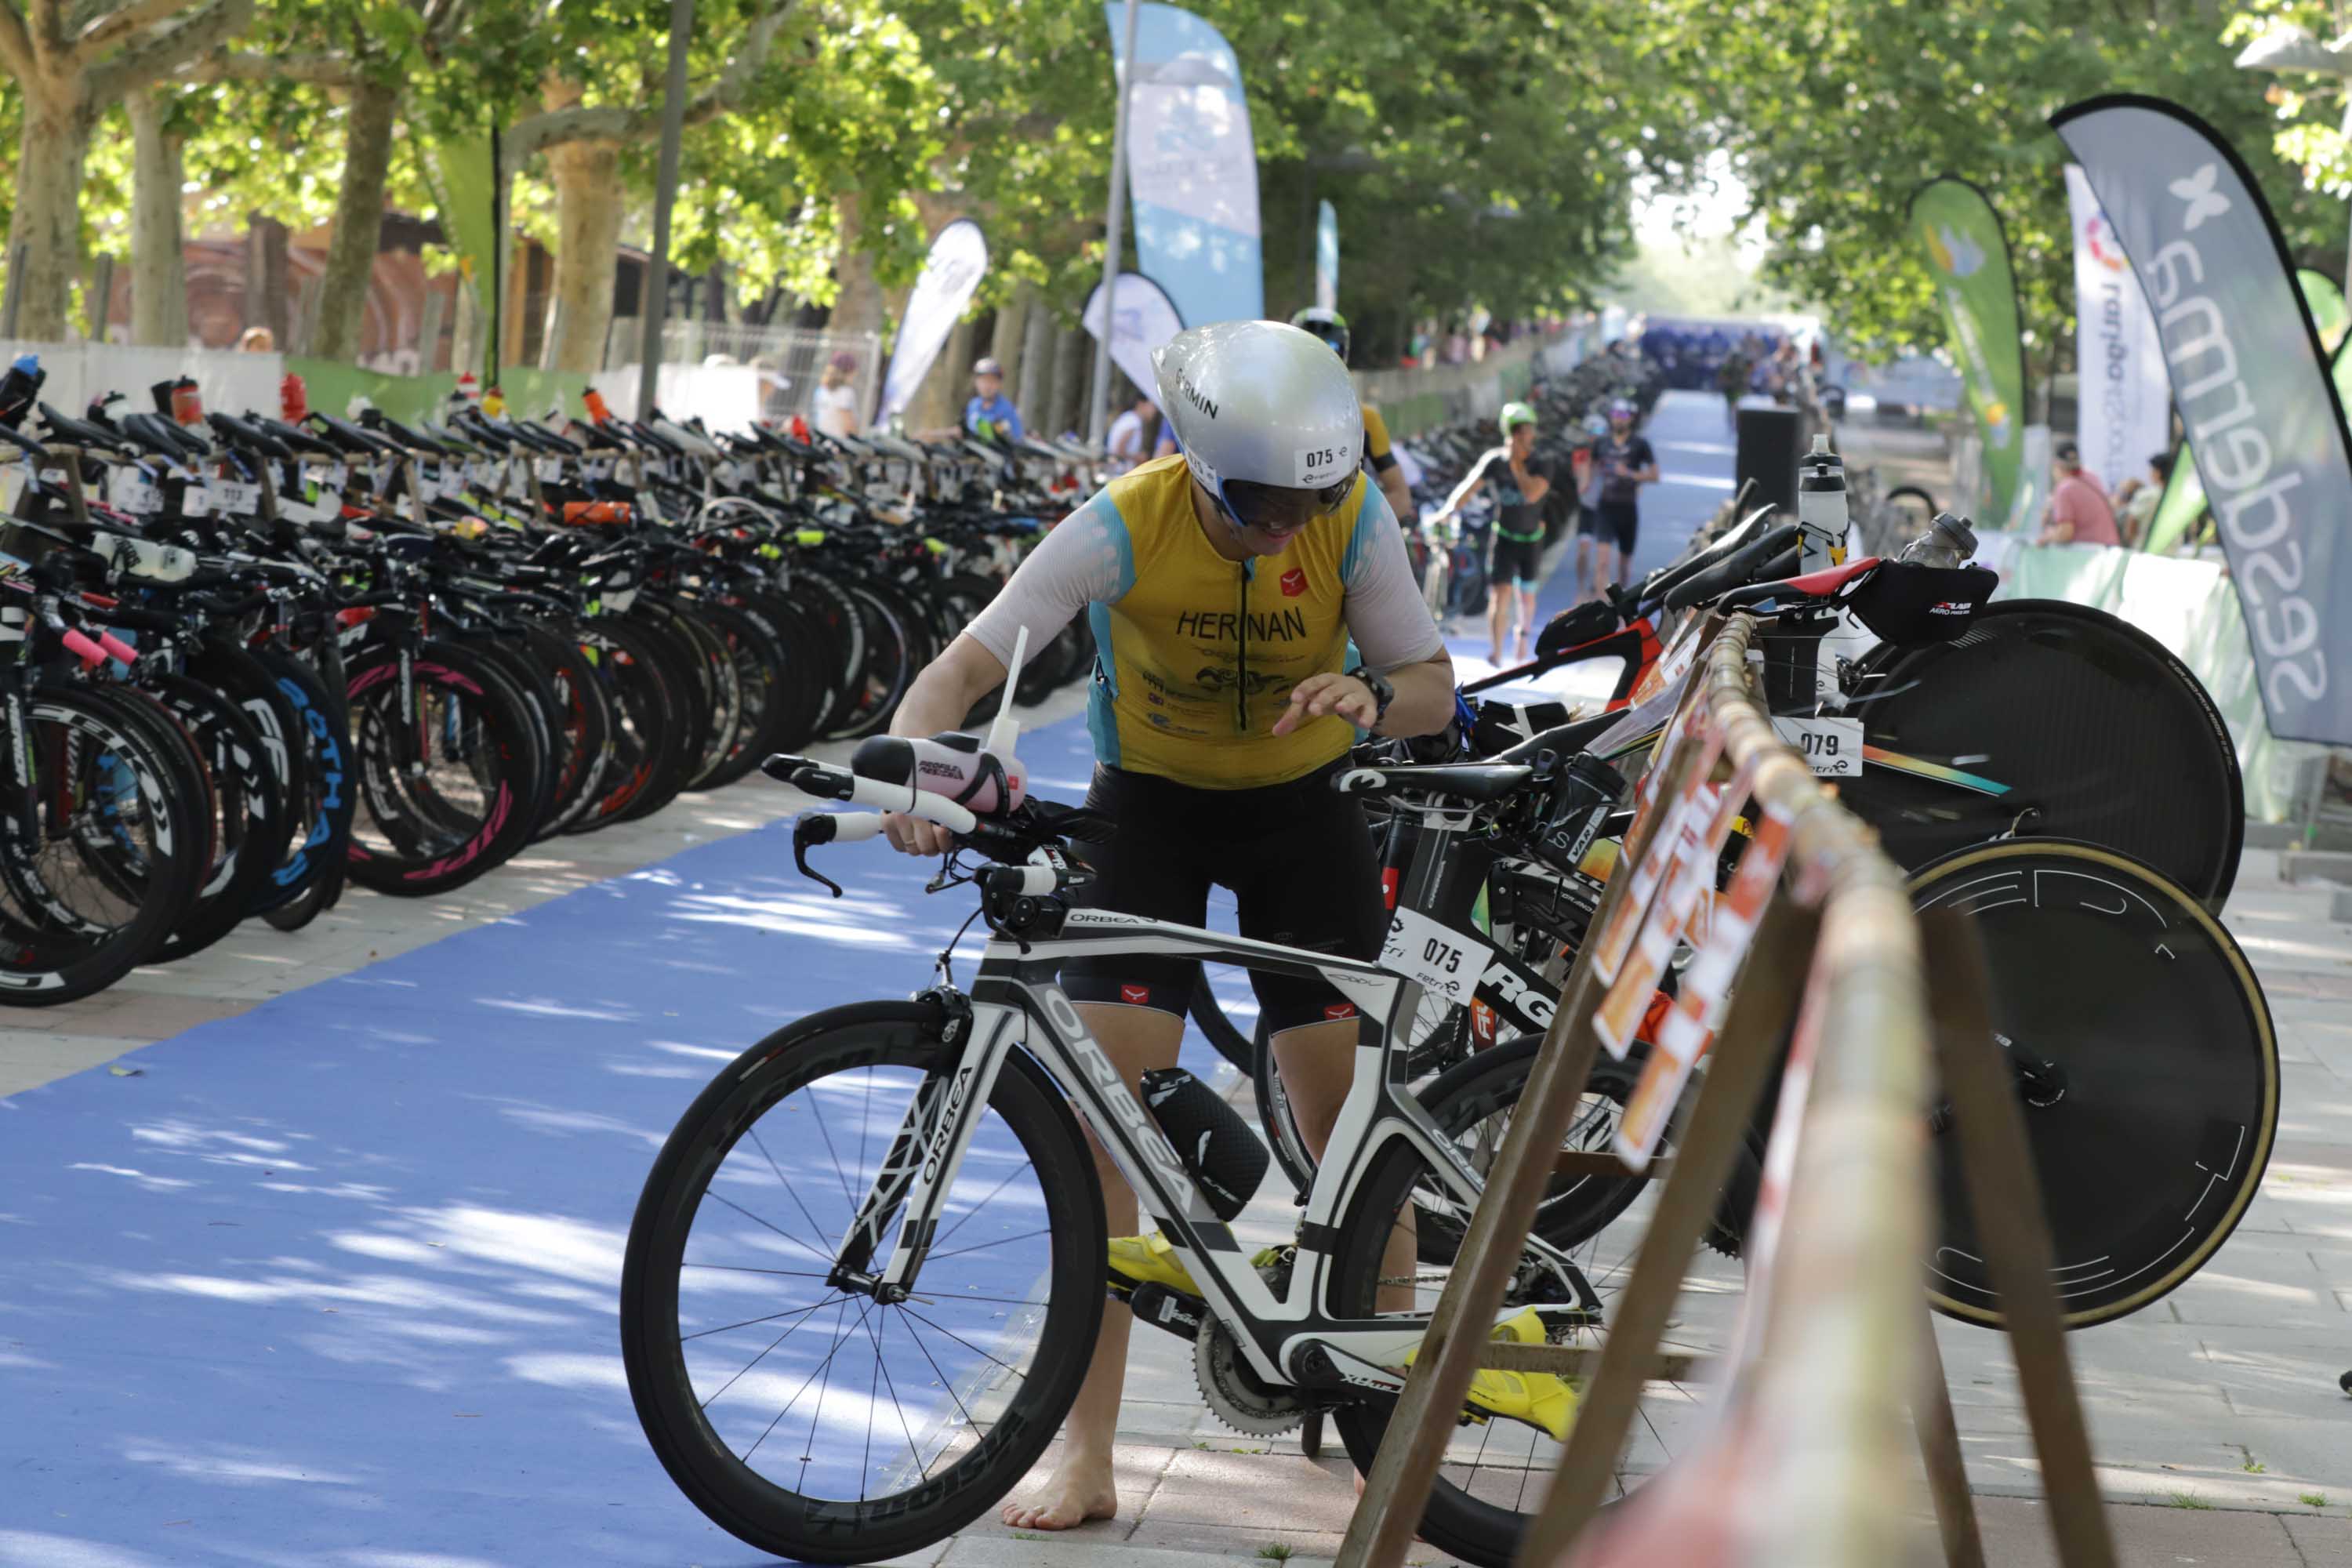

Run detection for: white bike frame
[[837, 900, 1573, 1396]]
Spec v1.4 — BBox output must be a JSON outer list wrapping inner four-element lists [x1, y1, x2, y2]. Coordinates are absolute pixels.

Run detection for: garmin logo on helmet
[[1178, 373, 1219, 420]]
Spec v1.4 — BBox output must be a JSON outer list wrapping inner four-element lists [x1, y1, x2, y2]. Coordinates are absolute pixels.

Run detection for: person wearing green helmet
[[1432, 400, 1551, 664], [1290, 306, 1414, 523]]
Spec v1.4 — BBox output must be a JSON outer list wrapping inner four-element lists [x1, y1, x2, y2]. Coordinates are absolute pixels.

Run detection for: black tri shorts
[[1490, 534, 1544, 589], [1062, 760, 1387, 1036], [1583, 499, 1639, 556]]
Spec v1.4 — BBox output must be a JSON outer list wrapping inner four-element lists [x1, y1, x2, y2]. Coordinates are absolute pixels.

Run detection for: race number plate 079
[[1377, 906, 1493, 1008], [1770, 715, 1861, 778]]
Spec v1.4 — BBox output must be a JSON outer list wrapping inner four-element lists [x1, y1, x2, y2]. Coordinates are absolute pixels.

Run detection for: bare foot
[[1000, 1456, 1118, 1531]]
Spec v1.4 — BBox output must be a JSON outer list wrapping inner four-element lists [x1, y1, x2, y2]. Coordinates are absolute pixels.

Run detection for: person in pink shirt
[[2038, 441, 2122, 546]]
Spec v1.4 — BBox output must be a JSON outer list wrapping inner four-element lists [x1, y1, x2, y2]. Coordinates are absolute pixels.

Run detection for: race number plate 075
[[1770, 715, 1861, 778], [1377, 906, 1494, 1009]]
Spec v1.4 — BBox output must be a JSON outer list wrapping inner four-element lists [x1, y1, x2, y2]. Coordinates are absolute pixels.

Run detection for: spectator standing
[[813, 351, 862, 439], [965, 357, 1025, 444], [2038, 441, 2123, 546], [1105, 390, 1155, 473], [2110, 450, 2172, 548]]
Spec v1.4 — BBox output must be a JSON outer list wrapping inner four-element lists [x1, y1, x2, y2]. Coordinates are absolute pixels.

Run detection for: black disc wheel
[[1911, 839, 2276, 1328]]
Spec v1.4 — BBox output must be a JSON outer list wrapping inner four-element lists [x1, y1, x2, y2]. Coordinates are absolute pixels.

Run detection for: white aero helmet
[[1153, 320, 1364, 529]]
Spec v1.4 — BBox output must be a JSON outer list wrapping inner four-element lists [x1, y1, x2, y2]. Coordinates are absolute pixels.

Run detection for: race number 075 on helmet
[[1152, 321, 1364, 532]]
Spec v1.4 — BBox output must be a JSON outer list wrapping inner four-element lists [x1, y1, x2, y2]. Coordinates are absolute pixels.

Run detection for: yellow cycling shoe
[[1403, 1308, 1579, 1443], [1109, 1234, 1290, 1300], [1107, 1232, 1201, 1298]]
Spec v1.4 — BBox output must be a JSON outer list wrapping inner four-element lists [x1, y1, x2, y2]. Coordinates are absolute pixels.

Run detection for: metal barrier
[[1335, 611, 2118, 1568]]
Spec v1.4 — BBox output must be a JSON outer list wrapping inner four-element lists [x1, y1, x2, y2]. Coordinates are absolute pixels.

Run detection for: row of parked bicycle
[[0, 359, 1115, 1005], [633, 412, 2278, 1566]]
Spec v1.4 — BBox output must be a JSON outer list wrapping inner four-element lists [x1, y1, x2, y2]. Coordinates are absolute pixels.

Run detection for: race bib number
[[535, 456, 567, 485], [216, 480, 260, 517], [1771, 715, 1861, 778], [180, 481, 216, 515], [109, 470, 162, 515], [1378, 906, 1494, 1009]]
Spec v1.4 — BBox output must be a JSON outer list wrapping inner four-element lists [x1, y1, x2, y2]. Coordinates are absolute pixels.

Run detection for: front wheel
[[620, 1000, 1108, 1565]]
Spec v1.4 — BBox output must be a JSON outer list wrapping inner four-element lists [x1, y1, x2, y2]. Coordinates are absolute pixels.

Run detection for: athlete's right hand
[[883, 811, 954, 857]]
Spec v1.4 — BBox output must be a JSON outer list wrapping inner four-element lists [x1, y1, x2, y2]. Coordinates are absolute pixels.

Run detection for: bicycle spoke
[[747, 1126, 844, 1257], [683, 1299, 841, 1343], [927, 1156, 1040, 1254], [898, 1305, 1026, 1381], [745, 1296, 866, 1465], [921, 1226, 1052, 1265], [704, 1189, 833, 1269], [697, 1293, 844, 1413]]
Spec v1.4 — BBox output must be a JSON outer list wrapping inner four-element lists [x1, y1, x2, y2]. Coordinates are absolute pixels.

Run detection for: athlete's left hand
[[1272, 673, 1377, 736]]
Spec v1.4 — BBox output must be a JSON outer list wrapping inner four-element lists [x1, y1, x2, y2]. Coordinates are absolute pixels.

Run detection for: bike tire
[[1907, 838, 2277, 1328], [1838, 599, 2244, 912], [146, 672, 285, 964], [620, 1000, 1107, 1565], [0, 686, 205, 1005], [343, 642, 539, 896]]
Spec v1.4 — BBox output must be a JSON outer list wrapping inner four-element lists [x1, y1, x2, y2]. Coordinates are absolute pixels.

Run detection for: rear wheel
[[1909, 839, 2276, 1328], [1839, 601, 2243, 911], [1325, 1046, 1745, 1566]]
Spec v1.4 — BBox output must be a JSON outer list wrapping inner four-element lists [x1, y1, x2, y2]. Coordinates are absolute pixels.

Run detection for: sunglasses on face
[[1218, 476, 1352, 532]]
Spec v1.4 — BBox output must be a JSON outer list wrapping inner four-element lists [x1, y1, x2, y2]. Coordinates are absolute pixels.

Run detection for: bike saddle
[[308, 412, 395, 456], [120, 411, 205, 463], [209, 410, 295, 461], [1485, 709, 1623, 766], [1660, 523, 1800, 613], [34, 402, 118, 455], [1641, 503, 1779, 604], [360, 407, 447, 455], [248, 412, 342, 457], [1330, 760, 1534, 804]]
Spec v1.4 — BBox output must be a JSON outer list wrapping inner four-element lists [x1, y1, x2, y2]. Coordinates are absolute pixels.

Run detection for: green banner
[[419, 126, 502, 379], [2146, 267, 2350, 554], [286, 359, 581, 427], [2299, 267, 2348, 355], [1911, 178, 2027, 528]]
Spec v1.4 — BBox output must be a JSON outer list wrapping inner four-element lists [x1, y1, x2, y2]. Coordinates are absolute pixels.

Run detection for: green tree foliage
[[1664, 0, 2339, 361]]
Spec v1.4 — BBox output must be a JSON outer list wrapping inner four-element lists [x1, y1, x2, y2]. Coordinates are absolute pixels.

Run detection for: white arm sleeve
[[964, 494, 1130, 666], [1438, 447, 1506, 515], [1341, 484, 1448, 671]]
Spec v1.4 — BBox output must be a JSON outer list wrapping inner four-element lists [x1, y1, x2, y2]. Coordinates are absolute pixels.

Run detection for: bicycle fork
[[826, 996, 1022, 1304]]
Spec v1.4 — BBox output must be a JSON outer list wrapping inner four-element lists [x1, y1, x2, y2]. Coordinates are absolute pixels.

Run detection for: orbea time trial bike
[[619, 733, 1648, 1567]]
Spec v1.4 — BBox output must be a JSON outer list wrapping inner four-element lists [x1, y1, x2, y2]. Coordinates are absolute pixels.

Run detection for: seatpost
[[1795, 434, 1849, 572]]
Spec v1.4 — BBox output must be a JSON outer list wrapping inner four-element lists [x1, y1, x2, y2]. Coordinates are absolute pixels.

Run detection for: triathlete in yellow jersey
[[880, 321, 1493, 1534], [1294, 306, 1416, 523]]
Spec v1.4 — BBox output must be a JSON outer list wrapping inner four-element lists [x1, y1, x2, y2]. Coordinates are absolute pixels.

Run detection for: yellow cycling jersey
[[1362, 403, 1396, 471], [1090, 456, 1363, 787], [965, 452, 1443, 791]]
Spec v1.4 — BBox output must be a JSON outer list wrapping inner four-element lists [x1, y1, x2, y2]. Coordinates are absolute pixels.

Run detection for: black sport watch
[[1346, 664, 1396, 728]]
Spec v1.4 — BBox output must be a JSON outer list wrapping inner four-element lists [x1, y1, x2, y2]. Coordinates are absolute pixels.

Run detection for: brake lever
[[792, 815, 846, 898]]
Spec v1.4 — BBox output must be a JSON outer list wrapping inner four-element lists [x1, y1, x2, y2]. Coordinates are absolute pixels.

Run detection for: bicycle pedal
[[1125, 1281, 1207, 1341]]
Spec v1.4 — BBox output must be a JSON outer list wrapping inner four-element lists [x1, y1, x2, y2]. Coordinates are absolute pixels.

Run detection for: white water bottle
[[1795, 434, 1849, 572]]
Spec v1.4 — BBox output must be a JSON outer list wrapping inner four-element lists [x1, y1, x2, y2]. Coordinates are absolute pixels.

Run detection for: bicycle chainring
[[1193, 1319, 1305, 1437]]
